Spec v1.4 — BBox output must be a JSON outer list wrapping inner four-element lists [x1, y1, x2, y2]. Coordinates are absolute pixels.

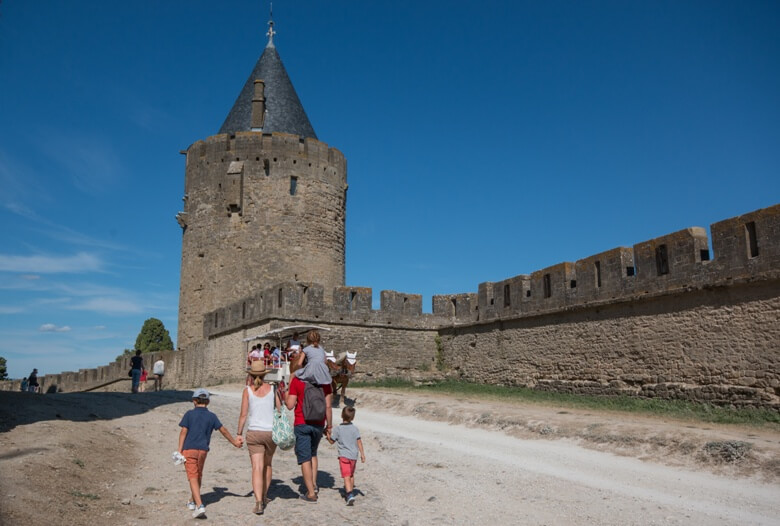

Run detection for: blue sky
[[1, 1, 778, 379]]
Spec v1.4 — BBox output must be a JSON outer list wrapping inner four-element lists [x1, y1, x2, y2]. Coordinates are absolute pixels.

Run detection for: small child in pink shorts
[[326, 406, 366, 505]]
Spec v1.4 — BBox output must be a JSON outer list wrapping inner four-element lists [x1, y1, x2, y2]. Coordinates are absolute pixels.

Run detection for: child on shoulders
[[293, 330, 332, 385]]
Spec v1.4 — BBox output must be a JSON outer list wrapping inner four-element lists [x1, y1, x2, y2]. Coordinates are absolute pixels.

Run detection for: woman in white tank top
[[237, 361, 282, 515]]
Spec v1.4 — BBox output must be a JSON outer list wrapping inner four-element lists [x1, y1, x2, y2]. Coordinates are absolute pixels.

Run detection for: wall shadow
[[0, 390, 193, 433]]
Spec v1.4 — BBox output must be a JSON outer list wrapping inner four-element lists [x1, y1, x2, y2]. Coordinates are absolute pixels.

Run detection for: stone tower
[[177, 18, 347, 349]]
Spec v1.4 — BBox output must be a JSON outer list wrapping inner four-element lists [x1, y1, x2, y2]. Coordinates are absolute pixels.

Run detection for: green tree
[[135, 318, 174, 353], [0, 356, 7, 380]]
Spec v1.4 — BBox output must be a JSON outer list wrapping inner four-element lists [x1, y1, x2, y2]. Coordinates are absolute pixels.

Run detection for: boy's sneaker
[[192, 505, 206, 518], [187, 501, 196, 511], [346, 493, 356, 506]]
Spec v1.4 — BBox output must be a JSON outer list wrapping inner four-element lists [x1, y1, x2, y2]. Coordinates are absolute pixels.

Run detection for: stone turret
[[177, 17, 347, 349]]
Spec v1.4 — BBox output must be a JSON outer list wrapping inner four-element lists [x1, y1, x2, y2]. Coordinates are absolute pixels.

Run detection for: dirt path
[[0, 386, 778, 525]]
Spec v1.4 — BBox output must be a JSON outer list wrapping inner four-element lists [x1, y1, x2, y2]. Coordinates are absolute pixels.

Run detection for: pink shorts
[[182, 449, 208, 480], [339, 456, 357, 478]]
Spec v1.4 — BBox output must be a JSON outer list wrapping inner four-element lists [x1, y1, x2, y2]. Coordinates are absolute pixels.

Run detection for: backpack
[[302, 381, 326, 422]]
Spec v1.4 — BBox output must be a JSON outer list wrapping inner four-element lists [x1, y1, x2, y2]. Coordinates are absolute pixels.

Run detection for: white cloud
[[39, 323, 72, 332], [0, 305, 25, 314], [0, 149, 43, 205], [4, 202, 37, 219], [40, 130, 123, 195], [4, 201, 129, 253], [0, 252, 103, 273], [68, 297, 144, 314]]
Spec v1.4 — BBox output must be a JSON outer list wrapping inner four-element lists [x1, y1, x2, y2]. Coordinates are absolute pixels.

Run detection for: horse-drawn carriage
[[242, 325, 357, 396]]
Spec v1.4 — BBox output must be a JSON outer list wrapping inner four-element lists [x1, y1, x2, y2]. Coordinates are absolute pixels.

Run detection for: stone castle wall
[[177, 131, 347, 349], [4, 205, 777, 410], [194, 203, 779, 408], [441, 280, 779, 407]]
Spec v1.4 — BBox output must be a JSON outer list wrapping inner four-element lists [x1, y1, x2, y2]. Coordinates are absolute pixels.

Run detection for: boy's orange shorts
[[182, 449, 208, 480]]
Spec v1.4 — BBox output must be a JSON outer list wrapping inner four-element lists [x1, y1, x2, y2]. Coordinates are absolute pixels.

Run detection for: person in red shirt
[[285, 359, 333, 502], [262, 342, 272, 362]]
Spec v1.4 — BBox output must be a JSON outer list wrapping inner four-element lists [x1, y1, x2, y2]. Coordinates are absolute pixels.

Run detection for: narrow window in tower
[[745, 221, 759, 258], [278, 288, 283, 308], [503, 284, 511, 307], [655, 244, 670, 275], [214, 312, 218, 328], [242, 302, 246, 319], [290, 176, 298, 196], [349, 291, 357, 313], [543, 274, 551, 298], [263, 159, 270, 176], [450, 298, 457, 317], [595, 261, 602, 288], [626, 266, 635, 277]]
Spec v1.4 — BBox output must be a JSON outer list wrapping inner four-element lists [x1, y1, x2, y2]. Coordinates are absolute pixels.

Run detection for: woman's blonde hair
[[253, 375, 264, 389]]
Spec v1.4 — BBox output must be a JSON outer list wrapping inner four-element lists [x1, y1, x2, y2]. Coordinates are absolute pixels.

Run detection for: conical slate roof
[[218, 26, 317, 139]]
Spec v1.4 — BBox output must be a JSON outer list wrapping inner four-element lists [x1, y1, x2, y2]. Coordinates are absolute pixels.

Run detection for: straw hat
[[246, 361, 271, 376]]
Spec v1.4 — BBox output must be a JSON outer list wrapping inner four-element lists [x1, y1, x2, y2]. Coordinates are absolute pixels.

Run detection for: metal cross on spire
[[266, 2, 275, 47]]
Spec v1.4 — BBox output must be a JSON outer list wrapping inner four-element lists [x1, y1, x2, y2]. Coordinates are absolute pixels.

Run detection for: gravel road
[[0, 385, 778, 525]]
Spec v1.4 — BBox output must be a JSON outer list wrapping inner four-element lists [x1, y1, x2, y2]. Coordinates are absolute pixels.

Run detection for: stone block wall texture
[[177, 131, 347, 349], [440, 279, 779, 408]]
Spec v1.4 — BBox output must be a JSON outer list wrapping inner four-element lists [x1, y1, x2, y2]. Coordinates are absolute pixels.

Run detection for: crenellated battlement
[[201, 204, 779, 338], [203, 282, 444, 339], [434, 204, 780, 323], [187, 131, 345, 168]]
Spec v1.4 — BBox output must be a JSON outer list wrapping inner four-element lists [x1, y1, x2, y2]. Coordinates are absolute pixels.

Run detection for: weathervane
[[266, 2, 275, 47]]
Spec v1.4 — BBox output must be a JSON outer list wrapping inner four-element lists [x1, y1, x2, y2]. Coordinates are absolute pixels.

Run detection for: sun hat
[[192, 388, 210, 400], [346, 352, 357, 365], [246, 361, 271, 376]]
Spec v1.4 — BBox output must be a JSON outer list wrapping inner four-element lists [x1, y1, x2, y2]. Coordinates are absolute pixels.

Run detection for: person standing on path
[[130, 350, 144, 394], [285, 350, 333, 502], [153, 358, 165, 391], [139, 369, 148, 392], [237, 361, 282, 515], [179, 388, 243, 518], [326, 405, 366, 505], [27, 369, 39, 393]]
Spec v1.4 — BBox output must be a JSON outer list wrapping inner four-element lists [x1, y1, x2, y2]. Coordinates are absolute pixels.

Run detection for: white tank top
[[246, 385, 275, 432]]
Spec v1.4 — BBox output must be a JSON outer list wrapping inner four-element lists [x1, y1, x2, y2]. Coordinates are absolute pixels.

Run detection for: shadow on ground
[[0, 390, 193, 432]]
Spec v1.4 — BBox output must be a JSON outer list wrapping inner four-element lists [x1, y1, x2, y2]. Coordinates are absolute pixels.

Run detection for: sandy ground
[[0, 384, 779, 526]]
